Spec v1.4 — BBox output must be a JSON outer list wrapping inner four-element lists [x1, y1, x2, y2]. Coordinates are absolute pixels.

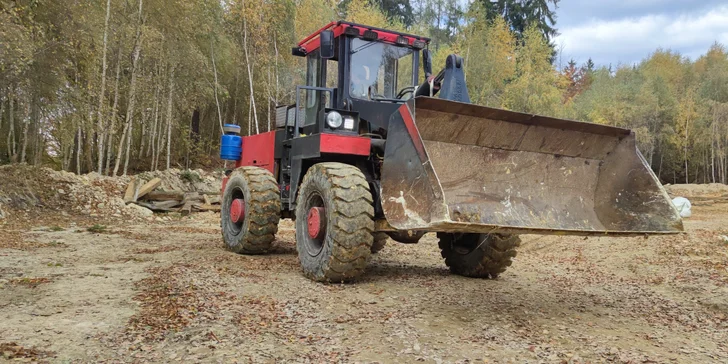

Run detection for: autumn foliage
[[0, 0, 727, 184]]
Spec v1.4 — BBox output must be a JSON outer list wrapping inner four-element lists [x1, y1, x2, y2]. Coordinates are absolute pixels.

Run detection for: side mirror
[[423, 49, 433, 78], [320, 30, 335, 59]]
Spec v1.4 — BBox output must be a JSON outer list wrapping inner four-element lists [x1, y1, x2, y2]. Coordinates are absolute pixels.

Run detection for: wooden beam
[[179, 201, 194, 216], [193, 203, 222, 212], [124, 178, 139, 203], [145, 191, 185, 201], [135, 200, 181, 212], [136, 178, 162, 200]]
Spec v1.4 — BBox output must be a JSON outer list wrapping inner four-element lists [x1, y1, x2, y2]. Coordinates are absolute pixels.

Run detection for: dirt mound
[[663, 183, 728, 199], [0, 165, 222, 221], [136, 168, 222, 193]]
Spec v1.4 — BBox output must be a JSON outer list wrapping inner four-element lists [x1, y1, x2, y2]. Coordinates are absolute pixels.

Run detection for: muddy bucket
[[380, 97, 683, 236]]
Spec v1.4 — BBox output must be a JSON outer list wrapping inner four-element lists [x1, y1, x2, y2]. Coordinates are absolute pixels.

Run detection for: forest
[[1, 0, 727, 184]]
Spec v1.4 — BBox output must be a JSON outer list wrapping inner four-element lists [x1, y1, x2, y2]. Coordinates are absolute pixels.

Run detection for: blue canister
[[220, 124, 242, 161]]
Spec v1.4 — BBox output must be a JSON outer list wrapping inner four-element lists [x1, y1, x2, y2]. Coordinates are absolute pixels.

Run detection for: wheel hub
[[230, 198, 246, 224], [307, 207, 326, 239]]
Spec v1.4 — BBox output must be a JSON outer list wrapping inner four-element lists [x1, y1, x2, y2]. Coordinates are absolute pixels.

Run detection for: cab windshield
[[349, 38, 415, 100]]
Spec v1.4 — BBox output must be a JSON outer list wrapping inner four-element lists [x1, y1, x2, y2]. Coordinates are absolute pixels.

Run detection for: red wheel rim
[[230, 198, 246, 224], [307, 207, 326, 239]]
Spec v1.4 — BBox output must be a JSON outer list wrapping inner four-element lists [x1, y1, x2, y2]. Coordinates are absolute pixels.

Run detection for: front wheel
[[295, 163, 374, 282], [438, 233, 520, 278]]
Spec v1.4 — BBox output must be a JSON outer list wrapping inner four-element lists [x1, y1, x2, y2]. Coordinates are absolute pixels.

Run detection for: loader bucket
[[380, 97, 683, 236]]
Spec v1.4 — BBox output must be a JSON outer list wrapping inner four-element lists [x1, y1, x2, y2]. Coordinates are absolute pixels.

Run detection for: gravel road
[[1, 204, 727, 363]]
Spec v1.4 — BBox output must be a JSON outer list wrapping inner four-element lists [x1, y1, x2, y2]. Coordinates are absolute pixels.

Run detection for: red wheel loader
[[219, 21, 683, 282]]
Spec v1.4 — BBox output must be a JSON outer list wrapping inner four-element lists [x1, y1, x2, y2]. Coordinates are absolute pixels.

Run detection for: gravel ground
[[1, 204, 727, 363]]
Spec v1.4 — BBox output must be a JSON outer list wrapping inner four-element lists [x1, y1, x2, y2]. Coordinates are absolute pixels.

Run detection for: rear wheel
[[438, 233, 520, 278], [221, 167, 281, 254], [295, 163, 374, 282]]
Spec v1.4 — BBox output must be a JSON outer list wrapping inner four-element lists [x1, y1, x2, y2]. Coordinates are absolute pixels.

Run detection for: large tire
[[371, 232, 388, 254], [221, 167, 281, 254], [438, 233, 520, 278], [295, 163, 374, 282]]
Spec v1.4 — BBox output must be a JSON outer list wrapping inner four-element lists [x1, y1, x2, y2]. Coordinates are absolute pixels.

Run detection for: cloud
[[554, 4, 728, 67]]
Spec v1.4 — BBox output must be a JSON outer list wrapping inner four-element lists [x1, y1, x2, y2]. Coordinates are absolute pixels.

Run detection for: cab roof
[[293, 21, 431, 57]]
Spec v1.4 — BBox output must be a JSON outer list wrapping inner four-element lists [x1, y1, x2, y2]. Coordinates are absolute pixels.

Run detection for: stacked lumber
[[123, 178, 221, 215]]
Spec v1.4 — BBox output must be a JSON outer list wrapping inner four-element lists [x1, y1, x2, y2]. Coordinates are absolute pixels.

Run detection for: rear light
[[363, 30, 378, 41], [396, 36, 409, 46], [413, 40, 426, 49]]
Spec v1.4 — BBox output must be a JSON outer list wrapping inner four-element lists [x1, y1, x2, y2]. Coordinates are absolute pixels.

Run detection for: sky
[[552, 0, 728, 68]]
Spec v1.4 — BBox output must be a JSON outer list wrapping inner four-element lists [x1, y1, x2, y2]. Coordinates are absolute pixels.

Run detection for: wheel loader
[[218, 21, 683, 282]]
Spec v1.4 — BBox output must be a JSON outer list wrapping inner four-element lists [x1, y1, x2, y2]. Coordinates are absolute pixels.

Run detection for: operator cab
[[276, 21, 431, 138]]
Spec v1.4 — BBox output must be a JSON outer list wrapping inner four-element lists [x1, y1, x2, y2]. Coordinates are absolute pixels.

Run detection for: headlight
[[343, 116, 355, 130], [326, 111, 343, 128]]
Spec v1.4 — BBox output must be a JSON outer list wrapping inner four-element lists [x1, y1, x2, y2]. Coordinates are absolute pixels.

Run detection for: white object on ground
[[671, 197, 692, 218]]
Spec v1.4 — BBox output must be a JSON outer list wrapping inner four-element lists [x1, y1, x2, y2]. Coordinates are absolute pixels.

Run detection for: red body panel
[[236, 131, 277, 174], [299, 22, 427, 55], [320, 134, 371, 156], [221, 176, 229, 195]]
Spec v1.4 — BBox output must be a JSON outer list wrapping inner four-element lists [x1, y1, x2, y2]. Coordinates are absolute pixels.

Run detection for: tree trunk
[[684, 110, 690, 184], [247, 94, 252, 136], [96, 0, 112, 174], [658, 152, 663, 180], [76, 123, 82, 174], [0, 93, 5, 142], [20, 101, 30, 164], [105, 39, 123, 175], [123, 114, 133, 175], [211, 37, 224, 135], [243, 19, 259, 134], [149, 82, 160, 168], [711, 107, 717, 183], [7, 93, 15, 162], [113, 0, 144, 177], [85, 91, 95, 172], [165, 67, 175, 170], [31, 97, 41, 165], [139, 103, 148, 159], [155, 108, 165, 171]]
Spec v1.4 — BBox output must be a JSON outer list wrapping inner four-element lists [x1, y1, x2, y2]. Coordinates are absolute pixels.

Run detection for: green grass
[[87, 224, 107, 234], [49, 226, 64, 232], [180, 170, 202, 183]]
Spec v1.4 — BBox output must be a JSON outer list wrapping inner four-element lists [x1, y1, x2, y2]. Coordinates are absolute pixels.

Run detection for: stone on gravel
[[126, 203, 154, 218]]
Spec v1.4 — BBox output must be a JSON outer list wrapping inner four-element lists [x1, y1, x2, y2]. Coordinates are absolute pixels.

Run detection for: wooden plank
[[136, 178, 162, 200], [193, 203, 222, 212], [135, 200, 181, 212], [180, 201, 194, 216], [123, 178, 139, 203], [145, 191, 185, 201], [206, 195, 221, 205], [182, 192, 200, 203]]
